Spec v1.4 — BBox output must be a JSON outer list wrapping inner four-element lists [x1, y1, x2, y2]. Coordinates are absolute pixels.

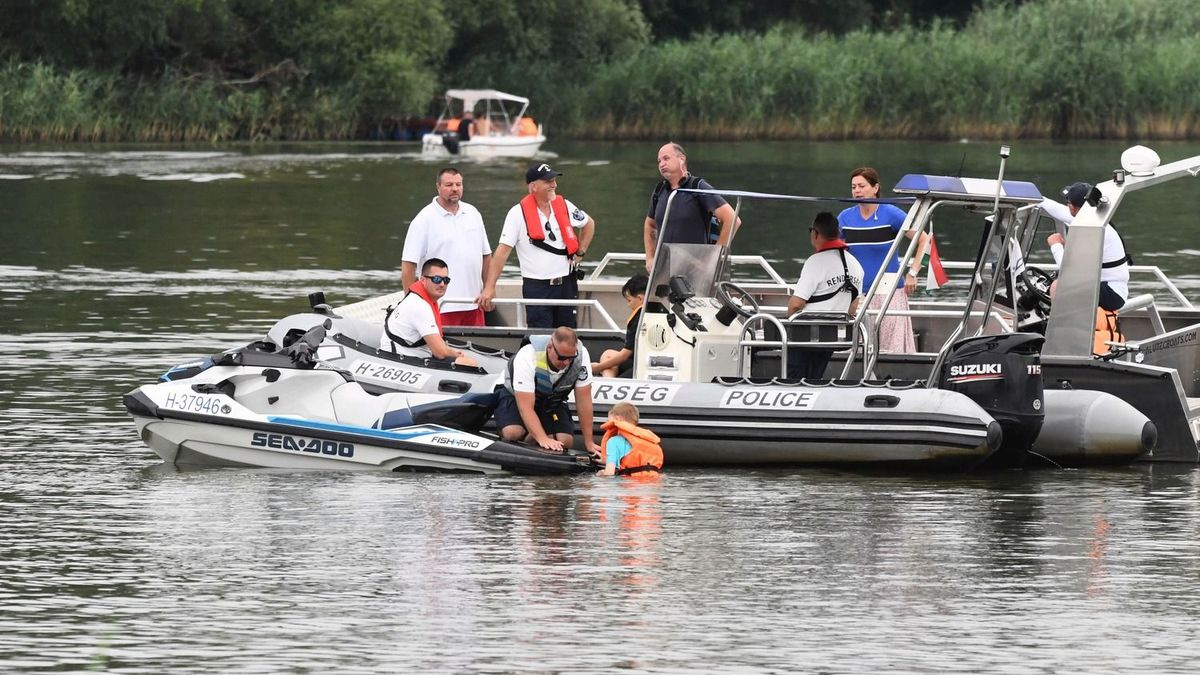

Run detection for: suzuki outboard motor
[[938, 333, 1044, 468]]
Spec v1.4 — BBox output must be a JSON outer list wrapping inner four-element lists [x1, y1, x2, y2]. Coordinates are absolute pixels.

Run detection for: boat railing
[[441, 296, 622, 331], [918, 259, 1192, 309], [736, 312, 865, 379], [1116, 293, 1166, 335], [589, 252, 790, 286]]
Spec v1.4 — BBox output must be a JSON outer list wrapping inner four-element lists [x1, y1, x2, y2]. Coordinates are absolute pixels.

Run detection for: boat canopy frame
[[436, 89, 532, 133]]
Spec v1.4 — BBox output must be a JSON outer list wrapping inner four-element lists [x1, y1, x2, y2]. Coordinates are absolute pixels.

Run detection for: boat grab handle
[[864, 394, 900, 408]]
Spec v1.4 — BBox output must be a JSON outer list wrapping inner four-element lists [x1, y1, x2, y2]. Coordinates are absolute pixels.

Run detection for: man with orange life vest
[[380, 258, 478, 367], [477, 162, 596, 328], [598, 402, 663, 476]]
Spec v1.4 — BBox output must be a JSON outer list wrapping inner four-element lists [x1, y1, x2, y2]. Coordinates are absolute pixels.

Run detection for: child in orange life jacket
[[598, 402, 664, 476]]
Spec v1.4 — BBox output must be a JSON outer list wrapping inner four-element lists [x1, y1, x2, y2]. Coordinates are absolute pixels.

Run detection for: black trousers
[[522, 276, 578, 329], [786, 348, 834, 380]]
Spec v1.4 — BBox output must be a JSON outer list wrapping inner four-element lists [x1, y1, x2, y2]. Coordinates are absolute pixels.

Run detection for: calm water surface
[[3, 142, 1200, 672]]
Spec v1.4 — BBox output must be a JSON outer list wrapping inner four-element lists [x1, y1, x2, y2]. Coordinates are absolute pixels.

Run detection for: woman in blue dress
[[838, 167, 929, 353]]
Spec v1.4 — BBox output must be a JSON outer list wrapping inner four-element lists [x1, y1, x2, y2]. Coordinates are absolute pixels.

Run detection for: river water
[[3, 141, 1200, 672]]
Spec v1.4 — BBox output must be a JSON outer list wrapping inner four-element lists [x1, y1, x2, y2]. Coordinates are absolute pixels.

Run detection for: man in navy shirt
[[643, 142, 740, 272]]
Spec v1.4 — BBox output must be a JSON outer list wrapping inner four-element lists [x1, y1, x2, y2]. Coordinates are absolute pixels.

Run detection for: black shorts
[[1099, 282, 1125, 312], [494, 388, 574, 436], [616, 358, 634, 378]]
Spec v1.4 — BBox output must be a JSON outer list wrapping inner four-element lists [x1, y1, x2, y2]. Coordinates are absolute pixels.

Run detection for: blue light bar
[[893, 174, 1043, 202]]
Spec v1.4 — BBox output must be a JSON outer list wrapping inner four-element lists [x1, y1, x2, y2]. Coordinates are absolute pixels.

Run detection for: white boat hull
[[421, 133, 545, 159]]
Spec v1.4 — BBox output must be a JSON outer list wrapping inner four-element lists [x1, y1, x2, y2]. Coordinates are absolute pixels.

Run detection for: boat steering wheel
[[1019, 266, 1055, 307], [715, 281, 760, 319]]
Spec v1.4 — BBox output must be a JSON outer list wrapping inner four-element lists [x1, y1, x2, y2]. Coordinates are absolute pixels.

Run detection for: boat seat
[[763, 312, 856, 349]]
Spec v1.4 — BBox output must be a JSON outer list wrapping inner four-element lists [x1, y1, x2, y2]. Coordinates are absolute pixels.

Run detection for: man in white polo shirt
[[401, 167, 492, 326], [477, 162, 595, 328], [786, 211, 865, 380]]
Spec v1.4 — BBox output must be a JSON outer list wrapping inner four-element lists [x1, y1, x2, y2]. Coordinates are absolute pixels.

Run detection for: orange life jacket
[[520, 194, 579, 256], [1093, 308, 1123, 355], [600, 419, 664, 475]]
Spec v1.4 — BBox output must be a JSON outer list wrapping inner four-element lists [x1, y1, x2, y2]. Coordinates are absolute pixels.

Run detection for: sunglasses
[[550, 342, 578, 365], [424, 275, 451, 284], [544, 222, 557, 242]]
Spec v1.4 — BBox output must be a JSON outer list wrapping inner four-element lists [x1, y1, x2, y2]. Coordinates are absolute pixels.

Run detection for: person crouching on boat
[[591, 273, 647, 378], [598, 402, 663, 476], [786, 212, 865, 379], [497, 326, 601, 455], [380, 258, 478, 367]]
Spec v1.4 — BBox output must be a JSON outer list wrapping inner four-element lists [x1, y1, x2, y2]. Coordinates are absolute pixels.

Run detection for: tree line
[[1, 0, 1196, 142]]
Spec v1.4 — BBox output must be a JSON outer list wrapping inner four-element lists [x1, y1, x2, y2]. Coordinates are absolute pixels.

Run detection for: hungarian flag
[[923, 228, 950, 291]]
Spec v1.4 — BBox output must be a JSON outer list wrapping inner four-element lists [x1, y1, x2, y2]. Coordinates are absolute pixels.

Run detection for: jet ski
[[125, 323, 595, 475]]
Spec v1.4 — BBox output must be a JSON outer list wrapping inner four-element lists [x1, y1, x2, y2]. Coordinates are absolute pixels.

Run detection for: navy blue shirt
[[647, 176, 727, 245]]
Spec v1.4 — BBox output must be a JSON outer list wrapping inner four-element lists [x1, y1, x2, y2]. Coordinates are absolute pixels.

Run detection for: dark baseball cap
[[1062, 181, 1092, 208], [525, 162, 563, 184]]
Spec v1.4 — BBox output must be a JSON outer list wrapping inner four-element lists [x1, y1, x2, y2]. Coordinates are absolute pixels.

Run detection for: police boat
[[124, 322, 595, 475]]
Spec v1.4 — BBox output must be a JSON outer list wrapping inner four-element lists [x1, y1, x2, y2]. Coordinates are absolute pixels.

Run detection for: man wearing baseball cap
[[477, 162, 596, 328], [1046, 181, 1130, 312]]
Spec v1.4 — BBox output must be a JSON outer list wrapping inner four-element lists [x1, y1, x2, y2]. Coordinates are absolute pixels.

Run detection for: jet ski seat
[[375, 391, 500, 433]]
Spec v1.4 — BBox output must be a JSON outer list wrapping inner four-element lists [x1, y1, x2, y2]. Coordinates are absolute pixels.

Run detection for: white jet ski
[[126, 323, 595, 475]]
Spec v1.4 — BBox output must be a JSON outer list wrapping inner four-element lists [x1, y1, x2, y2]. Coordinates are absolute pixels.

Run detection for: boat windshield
[[646, 243, 725, 308]]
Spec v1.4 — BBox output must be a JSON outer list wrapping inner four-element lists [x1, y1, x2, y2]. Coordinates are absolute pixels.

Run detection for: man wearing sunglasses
[[497, 327, 601, 455], [478, 162, 596, 328], [381, 258, 478, 366]]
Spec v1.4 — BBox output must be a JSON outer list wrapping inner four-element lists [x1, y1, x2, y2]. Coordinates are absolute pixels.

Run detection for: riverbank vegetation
[[1, 0, 1197, 142]]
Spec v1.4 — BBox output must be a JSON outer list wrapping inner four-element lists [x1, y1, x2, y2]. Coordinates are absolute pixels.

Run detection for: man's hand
[[1047, 232, 1065, 248], [475, 286, 495, 312], [586, 441, 602, 460], [535, 435, 564, 452]]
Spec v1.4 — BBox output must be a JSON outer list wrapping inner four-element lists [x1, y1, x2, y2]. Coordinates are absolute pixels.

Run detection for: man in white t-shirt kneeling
[[381, 258, 477, 367], [786, 211, 865, 380]]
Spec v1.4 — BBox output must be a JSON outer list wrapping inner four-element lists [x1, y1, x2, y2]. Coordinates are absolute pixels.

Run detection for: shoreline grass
[[2, 0, 1198, 143]]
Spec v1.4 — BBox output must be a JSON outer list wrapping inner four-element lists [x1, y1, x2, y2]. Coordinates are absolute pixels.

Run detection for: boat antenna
[[955, 152, 967, 178]]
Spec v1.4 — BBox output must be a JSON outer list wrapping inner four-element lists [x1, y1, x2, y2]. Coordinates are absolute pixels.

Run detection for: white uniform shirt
[[379, 292, 438, 350], [498, 198, 590, 279], [1049, 226, 1129, 299], [792, 248, 866, 313], [509, 342, 593, 393], [401, 198, 491, 313]]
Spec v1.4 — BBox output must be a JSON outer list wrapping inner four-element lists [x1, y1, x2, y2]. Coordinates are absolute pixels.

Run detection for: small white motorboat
[[421, 89, 545, 159]]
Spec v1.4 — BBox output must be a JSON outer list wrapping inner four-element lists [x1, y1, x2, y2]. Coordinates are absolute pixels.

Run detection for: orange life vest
[[1093, 308, 1123, 355], [600, 419, 664, 474], [520, 194, 579, 256]]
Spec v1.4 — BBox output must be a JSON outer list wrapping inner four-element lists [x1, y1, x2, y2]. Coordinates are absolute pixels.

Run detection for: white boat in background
[[421, 89, 546, 159]]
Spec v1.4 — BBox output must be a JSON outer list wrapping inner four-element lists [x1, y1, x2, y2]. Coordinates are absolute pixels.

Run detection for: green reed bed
[[1, 0, 1197, 142], [0, 61, 361, 142], [574, 0, 1200, 140]]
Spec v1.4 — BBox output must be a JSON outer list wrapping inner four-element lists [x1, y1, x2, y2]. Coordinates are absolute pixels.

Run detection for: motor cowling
[[938, 333, 1044, 467]]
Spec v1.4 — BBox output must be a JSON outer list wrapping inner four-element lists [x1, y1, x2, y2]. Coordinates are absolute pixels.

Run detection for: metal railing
[[441, 296, 622, 331]]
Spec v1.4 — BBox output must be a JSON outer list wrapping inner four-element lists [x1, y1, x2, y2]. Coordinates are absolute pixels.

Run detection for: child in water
[[597, 402, 664, 476]]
